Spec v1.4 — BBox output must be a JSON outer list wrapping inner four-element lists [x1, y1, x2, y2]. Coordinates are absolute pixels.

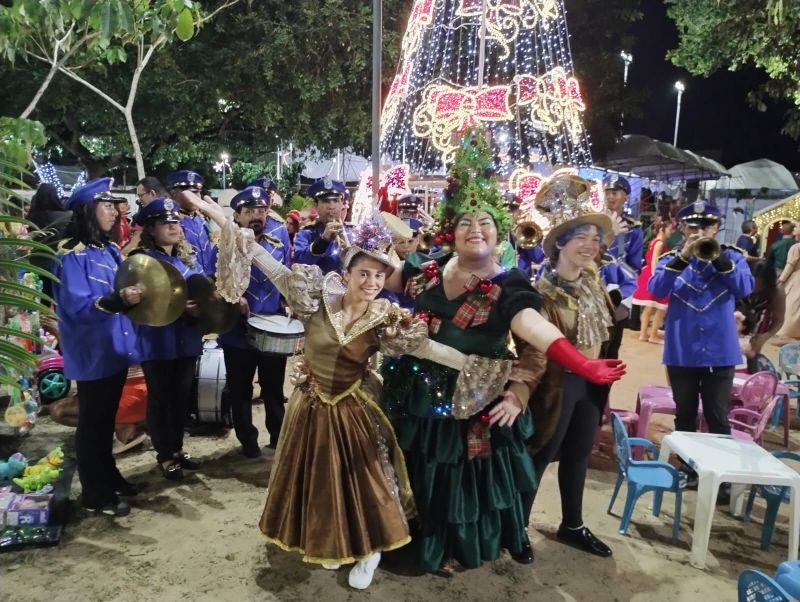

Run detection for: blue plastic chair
[[775, 561, 800, 600], [607, 413, 683, 542], [743, 450, 800, 550], [767, 345, 800, 429], [738, 569, 793, 602]]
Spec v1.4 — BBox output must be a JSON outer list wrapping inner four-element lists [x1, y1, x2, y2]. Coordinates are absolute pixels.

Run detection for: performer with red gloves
[[520, 173, 624, 562], [379, 138, 624, 575]]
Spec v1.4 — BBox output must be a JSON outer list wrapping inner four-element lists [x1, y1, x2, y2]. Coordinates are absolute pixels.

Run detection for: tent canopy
[[599, 134, 728, 182], [710, 158, 798, 192]]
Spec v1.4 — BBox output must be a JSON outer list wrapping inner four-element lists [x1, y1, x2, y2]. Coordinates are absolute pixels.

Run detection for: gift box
[[5, 494, 52, 526]]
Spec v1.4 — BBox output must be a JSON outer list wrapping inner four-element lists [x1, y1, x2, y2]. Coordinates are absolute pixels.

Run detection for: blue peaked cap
[[66, 177, 126, 210]]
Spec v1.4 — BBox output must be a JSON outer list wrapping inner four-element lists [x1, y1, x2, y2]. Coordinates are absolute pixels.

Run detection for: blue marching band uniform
[[649, 200, 754, 437], [131, 198, 205, 480], [292, 178, 351, 275], [53, 177, 138, 513], [165, 170, 216, 277], [210, 185, 291, 457]]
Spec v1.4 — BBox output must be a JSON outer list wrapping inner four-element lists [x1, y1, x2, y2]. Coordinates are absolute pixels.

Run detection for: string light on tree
[[382, 0, 592, 174]]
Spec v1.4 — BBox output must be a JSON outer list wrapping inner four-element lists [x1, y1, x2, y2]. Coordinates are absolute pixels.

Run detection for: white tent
[[300, 149, 370, 183], [708, 158, 798, 192]]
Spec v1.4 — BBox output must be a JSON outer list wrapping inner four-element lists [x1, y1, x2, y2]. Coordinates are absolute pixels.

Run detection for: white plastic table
[[657, 431, 800, 569]]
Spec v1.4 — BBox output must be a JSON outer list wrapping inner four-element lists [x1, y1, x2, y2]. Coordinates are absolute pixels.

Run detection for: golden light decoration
[[754, 193, 800, 231], [401, 0, 438, 60], [456, 0, 560, 59], [516, 67, 586, 142], [412, 82, 513, 163]]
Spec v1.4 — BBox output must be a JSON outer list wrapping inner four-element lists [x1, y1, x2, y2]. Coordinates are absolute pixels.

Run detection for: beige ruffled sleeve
[[215, 219, 323, 320]]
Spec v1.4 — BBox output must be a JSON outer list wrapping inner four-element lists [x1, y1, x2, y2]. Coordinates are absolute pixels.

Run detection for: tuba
[[693, 237, 721, 261]]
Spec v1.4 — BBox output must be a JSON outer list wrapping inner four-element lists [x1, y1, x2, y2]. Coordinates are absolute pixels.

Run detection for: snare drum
[[194, 342, 232, 426], [246, 314, 305, 356]]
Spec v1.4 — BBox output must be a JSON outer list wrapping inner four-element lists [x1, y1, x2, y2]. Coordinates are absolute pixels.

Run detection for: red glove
[[545, 337, 626, 385]]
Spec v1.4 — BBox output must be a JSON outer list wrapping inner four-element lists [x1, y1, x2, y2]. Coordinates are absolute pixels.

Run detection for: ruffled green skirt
[[381, 356, 536, 572]]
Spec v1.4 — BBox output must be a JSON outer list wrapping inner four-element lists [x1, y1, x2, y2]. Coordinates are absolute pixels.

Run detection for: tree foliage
[[667, 0, 800, 138]]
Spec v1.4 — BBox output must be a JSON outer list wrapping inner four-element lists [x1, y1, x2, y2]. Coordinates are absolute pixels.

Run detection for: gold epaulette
[[56, 238, 84, 255]]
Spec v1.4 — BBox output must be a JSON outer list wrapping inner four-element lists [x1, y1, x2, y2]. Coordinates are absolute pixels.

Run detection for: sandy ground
[[1, 331, 797, 602]]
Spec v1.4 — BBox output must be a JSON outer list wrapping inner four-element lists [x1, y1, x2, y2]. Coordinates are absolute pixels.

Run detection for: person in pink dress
[[632, 219, 673, 343]]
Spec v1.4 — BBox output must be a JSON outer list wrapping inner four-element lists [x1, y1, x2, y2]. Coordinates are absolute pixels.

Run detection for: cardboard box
[[5, 493, 52, 526]]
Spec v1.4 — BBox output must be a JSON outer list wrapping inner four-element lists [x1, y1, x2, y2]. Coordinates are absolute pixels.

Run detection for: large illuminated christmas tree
[[380, 0, 592, 178]]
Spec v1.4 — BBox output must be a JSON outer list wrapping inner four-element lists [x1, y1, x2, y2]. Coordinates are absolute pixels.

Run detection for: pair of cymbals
[[186, 274, 240, 335], [115, 255, 238, 334], [115, 254, 188, 327]]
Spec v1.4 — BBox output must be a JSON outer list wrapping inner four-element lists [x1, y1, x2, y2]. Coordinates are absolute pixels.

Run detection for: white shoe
[[348, 552, 381, 590], [321, 563, 340, 570]]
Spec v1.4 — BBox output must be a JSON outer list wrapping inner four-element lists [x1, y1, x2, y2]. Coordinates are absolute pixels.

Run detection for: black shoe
[[511, 535, 534, 564], [556, 525, 613, 558], [159, 461, 184, 481], [115, 480, 144, 497], [240, 445, 262, 459], [83, 497, 131, 517], [174, 451, 201, 470], [266, 440, 278, 450]]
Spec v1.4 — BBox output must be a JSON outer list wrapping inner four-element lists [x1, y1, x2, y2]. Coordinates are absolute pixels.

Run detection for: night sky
[[623, 2, 799, 171]]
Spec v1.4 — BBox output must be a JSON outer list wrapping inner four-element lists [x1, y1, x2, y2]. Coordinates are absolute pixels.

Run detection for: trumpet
[[693, 236, 720, 261], [333, 220, 351, 251], [512, 220, 543, 249], [417, 227, 437, 252]]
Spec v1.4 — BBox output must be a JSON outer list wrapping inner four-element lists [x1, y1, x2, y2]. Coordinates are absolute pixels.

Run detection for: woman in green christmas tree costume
[[381, 134, 626, 573]]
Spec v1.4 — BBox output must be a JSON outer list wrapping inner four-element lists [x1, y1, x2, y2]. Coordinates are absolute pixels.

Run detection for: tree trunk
[[125, 109, 145, 180]]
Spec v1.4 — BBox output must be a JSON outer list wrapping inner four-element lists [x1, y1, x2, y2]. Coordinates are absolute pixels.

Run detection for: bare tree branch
[[198, 0, 242, 25], [57, 66, 126, 113]]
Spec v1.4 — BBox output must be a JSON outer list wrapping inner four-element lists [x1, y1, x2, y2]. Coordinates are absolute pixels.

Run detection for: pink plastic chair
[[729, 371, 779, 444]]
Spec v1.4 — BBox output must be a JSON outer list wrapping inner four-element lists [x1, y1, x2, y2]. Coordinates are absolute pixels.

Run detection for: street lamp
[[619, 51, 633, 134], [220, 152, 230, 188], [673, 81, 685, 147]]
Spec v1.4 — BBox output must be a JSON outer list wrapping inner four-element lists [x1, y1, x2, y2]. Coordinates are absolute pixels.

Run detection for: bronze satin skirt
[[259, 384, 414, 564]]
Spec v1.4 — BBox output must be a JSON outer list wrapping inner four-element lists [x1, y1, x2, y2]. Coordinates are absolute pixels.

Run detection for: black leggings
[[523, 374, 600, 529], [76, 370, 128, 507], [142, 357, 196, 464]]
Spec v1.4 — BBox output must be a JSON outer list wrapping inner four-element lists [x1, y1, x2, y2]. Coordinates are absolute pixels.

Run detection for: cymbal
[[186, 274, 240, 335], [115, 254, 188, 327], [380, 212, 414, 240]]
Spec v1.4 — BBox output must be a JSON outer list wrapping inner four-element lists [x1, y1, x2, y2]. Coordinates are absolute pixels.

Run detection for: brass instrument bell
[[417, 227, 437, 252], [512, 220, 543, 249], [114, 254, 187, 327], [693, 236, 721, 261]]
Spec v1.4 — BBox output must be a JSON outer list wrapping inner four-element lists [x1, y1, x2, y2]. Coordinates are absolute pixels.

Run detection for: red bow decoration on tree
[[452, 275, 501, 329]]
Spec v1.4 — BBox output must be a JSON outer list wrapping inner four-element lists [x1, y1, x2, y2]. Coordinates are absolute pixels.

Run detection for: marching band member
[[210, 186, 291, 457], [122, 176, 167, 256], [53, 177, 139, 516], [649, 201, 753, 453], [603, 175, 643, 275], [166, 170, 216, 276], [293, 178, 351, 274], [131, 198, 204, 480]]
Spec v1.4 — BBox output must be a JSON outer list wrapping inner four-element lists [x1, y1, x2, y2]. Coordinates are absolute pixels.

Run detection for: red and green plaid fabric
[[452, 275, 501, 329]]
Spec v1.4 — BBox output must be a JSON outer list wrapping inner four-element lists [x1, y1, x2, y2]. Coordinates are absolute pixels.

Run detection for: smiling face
[[453, 211, 498, 260], [557, 224, 602, 270], [94, 200, 119, 233], [149, 221, 183, 247], [343, 254, 389, 303], [235, 205, 268, 234]]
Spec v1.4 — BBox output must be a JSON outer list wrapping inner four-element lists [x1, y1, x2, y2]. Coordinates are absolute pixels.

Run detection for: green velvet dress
[[381, 253, 540, 572]]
